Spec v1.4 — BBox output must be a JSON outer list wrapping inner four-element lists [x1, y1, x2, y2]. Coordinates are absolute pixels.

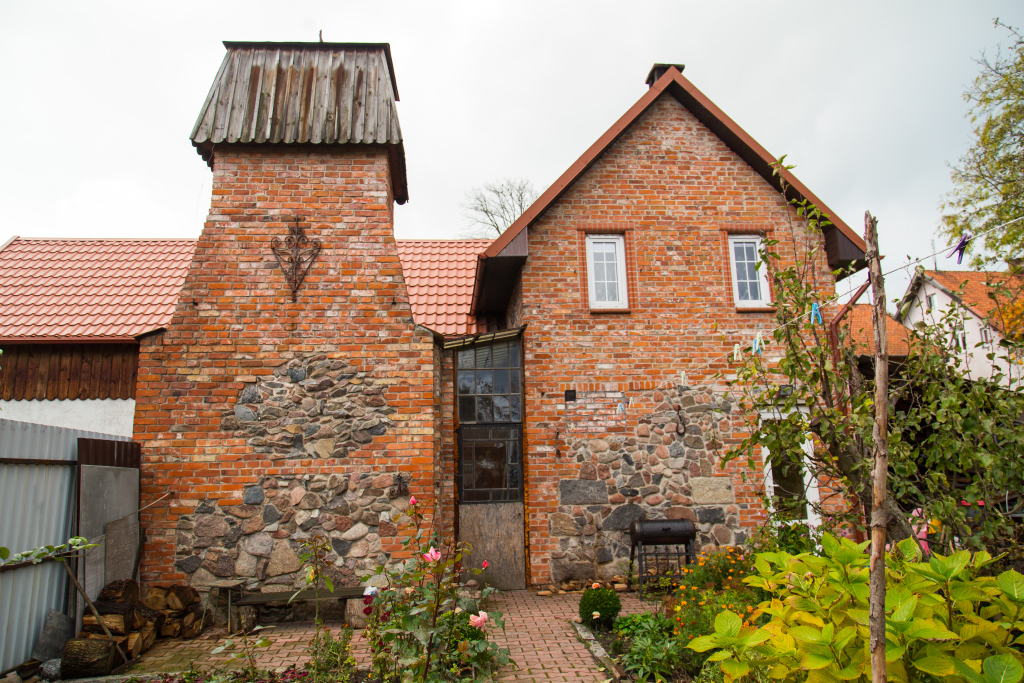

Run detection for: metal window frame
[[456, 423, 525, 505]]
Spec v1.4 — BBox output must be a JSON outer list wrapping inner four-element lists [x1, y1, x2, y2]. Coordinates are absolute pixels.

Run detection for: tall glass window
[[456, 339, 522, 424]]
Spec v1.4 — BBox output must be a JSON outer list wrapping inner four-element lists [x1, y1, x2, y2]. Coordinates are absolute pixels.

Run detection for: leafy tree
[[941, 20, 1024, 267], [720, 163, 1024, 557], [461, 177, 539, 238]]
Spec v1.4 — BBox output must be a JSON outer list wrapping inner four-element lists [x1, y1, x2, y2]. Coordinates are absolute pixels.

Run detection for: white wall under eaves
[[0, 398, 135, 437]]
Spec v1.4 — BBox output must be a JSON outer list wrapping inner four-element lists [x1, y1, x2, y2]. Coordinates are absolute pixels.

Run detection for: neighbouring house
[[0, 237, 194, 436], [897, 268, 1023, 382], [0, 43, 869, 594]]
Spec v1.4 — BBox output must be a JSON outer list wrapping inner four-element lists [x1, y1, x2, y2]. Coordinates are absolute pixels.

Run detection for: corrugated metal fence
[[0, 418, 131, 672]]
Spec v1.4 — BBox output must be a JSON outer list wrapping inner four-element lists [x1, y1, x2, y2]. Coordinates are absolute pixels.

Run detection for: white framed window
[[927, 294, 937, 312], [728, 236, 770, 307], [585, 234, 628, 309], [981, 327, 991, 344], [761, 437, 821, 527]]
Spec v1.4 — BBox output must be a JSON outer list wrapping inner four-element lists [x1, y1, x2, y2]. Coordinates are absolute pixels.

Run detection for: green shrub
[[621, 633, 686, 683], [614, 612, 673, 640], [579, 585, 621, 630], [677, 545, 758, 593], [671, 587, 764, 674], [365, 498, 512, 682], [688, 533, 1024, 683]]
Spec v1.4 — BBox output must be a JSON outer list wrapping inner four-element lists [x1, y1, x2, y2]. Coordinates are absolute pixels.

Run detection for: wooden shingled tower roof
[[190, 41, 408, 203]]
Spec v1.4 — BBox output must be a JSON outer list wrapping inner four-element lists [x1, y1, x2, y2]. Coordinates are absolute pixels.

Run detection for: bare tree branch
[[460, 178, 539, 238]]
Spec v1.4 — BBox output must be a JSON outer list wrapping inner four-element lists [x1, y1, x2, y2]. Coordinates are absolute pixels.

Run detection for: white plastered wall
[[903, 281, 1007, 383], [0, 399, 135, 437]]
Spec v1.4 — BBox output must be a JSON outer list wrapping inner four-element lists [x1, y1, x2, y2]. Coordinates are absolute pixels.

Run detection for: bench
[[233, 586, 366, 627]]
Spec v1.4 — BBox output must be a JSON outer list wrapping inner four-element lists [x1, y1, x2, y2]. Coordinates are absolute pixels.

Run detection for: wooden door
[[458, 425, 525, 590]]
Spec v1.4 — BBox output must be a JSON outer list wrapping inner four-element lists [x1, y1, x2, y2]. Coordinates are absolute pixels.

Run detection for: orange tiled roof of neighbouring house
[[846, 304, 911, 358], [923, 270, 1024, 325], [396, 239, 492, 336], [0, 237, 196, 341]]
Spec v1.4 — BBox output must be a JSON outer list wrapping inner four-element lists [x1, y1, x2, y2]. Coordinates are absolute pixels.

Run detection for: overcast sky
[[2, 0, 1023, 305]]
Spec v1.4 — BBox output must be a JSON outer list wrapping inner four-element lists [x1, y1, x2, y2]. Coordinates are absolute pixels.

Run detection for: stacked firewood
[[142, 584, 211, 639], [60, 580, 212, 679]]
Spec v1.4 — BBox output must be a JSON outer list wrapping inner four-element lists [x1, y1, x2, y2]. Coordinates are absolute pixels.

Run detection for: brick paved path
[[130, 591, 653, 682]]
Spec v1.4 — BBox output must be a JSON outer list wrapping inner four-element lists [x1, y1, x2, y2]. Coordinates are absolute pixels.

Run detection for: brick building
[[1, 44, 867, 594]]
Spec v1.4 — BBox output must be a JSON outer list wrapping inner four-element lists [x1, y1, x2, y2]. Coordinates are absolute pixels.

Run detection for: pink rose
[[469, 611, 489, 629], [482, 560, 489, 569], [423, 546, 441, 563], [409, 496, 417, 505]]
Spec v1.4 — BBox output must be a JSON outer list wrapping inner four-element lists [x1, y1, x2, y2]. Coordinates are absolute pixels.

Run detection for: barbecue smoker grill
[[628, 519, 697, 597]]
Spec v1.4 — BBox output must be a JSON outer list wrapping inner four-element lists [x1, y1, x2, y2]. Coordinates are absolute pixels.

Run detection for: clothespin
[[617, 402, 626, 414], [679, 371, 687, 387], [628, 396, 635, 408], [752, 332, 764, 355], [948, 233, 971, 265], [733, 344, 742, 362], [811, 302, 823, 326]]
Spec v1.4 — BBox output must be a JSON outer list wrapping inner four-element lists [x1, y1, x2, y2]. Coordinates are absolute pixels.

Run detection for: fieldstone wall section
[[220, 355, 395, 460], [175, 471, 410, 593], [550, 386, 742, 582]]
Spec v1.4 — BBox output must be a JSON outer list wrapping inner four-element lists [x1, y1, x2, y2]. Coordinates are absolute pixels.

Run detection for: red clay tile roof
[[396, 239, 492, 336], [0, 237, 196, 341], [922, 270, 1023, 324], [847, 304, 911, 358]]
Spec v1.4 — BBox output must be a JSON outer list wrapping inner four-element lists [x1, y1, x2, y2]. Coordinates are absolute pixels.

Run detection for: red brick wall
[[518, 95, 837, 585], [134, 145, 437, 590]]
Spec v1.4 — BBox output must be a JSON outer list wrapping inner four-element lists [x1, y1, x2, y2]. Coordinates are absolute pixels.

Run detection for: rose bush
[[364, 497, 512, 682]]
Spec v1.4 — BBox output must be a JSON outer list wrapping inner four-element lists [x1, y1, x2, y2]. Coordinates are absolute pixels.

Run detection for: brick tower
[[133, 42, 437, 595]]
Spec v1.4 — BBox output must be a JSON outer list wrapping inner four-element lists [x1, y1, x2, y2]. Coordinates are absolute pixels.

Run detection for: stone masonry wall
[[134, 146, 437, 591], [518, 94, 838, 585], [550, 386, 742, 582]]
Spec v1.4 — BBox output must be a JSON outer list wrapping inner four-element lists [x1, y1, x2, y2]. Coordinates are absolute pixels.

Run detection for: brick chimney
[[133, 42, 436, 592], [646, 63, 685, 87]]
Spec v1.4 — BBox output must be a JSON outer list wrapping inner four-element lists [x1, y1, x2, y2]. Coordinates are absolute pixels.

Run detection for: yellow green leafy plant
[[687, 533, 1024, 683]]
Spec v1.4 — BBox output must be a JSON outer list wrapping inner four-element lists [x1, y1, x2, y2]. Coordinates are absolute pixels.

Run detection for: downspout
[[827, 278, 872, 542], [829, 279, 872, 414]]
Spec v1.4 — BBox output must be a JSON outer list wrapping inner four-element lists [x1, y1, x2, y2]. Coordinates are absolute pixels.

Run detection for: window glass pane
[[457, 371, 474, 395], [510, 370, 520, 395], [474, 443, 507, 489], [492, 342, 509, 367], [734, 243, 745, 261], [738, 281, 750, 300], [493, 395, 510, 421], [476, 396, 493, 422], [772, 457, 808, 521], [463, 490, 487, 502], [463, 427, 490, 440], [745, 243, 757, 262], [508, 464, 519, 489], [491, 428, 513, 439], [493, 369, 509, 394], [475, 346, 492, 368], [596, 282, 607, 302], [748, 279, 760, 300], [475, 370, 493, 394], [508, 340, 520, 366], [606, 283, 618, 302], [510, 396, 521, 421], [458, 349, 475, 368], [458, 397, 475, 423]]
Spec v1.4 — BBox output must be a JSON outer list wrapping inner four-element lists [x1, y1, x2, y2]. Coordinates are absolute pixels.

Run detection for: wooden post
[[58, 559, 130, 664], [865, 211, 889, 683]]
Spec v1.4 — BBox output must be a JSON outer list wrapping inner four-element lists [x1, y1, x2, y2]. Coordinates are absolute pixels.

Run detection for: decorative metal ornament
[[271, 220, 322, 302]]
